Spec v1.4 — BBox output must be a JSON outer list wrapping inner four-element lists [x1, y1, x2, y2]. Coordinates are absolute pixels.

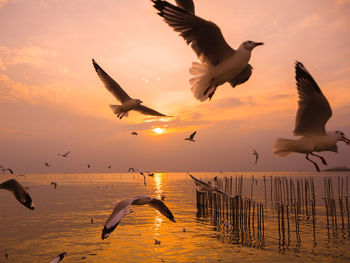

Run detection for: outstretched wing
[[92, 59, 131, 103], [293, 61, 332, 136], [133, 104, 167, 117], [152, 0, 234, 66], [189, 131, 196, 140], [148, 199, 176, 222], [0, 179, 35, 210], [175, 0, 194, 13]]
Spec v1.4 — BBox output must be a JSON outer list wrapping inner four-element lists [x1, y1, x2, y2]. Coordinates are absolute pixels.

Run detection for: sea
[[0, 171, 350, 262]]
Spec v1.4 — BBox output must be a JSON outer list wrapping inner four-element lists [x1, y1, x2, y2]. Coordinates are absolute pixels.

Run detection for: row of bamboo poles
[[195, 174, 350, 249]]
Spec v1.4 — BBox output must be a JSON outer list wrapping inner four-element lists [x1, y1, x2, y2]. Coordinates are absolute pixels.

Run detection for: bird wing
[[6, 168, 14, 175], [147, 198, 176, 222], [293, 61, 332, 136], [49, 253, 66, 263], [133, 104, 167, 117], [229, 64, 253, 88], [175, 0, 194, 13], [152, 0, 235, 66], [189, 131, 197, 140], [102, 198, 135, 239], [0, 179, 35, 210], [92, 59, 131, 103]]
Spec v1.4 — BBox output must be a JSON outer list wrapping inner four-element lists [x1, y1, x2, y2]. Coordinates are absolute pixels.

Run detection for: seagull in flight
[[45, 162, 50, 167], [0, 165, 14, 175], [0, 179, 35, 210], [101, 195, 175, 240], [273, 61, 350, 172], [131, 131, 138, 136], [184, 131, 197, 142], [92, 59, 170, 119], [151, 0, 263, 101], [49, 252, 66, 263], [57, 151, 70, 157], [252, 149, 259, 165], [139, 172, 147, 186]]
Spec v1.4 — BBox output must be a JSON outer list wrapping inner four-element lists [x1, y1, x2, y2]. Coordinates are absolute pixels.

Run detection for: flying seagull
[[184, 131, 196, 142], [151, 0, 263, 101], [131, 131, 138, 136], [101, 195, 175, 239], [0, 165, 14, 175], [139, 172, 147, 186], [92, 59, 170, 119], [252, 149, 259, 165], [57, 151, 70, 157], [128, 167, 135, 172], [273, 61, 350, 172], [87, 164, 90, 168], [49, 252, 66, 263], [45, 162, 50, 167], [0, 179, 35, 210]]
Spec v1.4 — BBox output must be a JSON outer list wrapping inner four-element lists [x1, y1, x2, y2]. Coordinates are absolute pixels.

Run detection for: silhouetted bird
[[87, 164, 90, 168], [102, 195, 175, 240], [131, 131, 138, 136], [0, 179, 35, 210], [0, 165, 14, 175], [92, 59, 170, 119], [273, 62, 350, 172], [57, 151, 70, 157], [252, 149, 259, 165], [45, 162, 50, 167], [151, 0, 263, 101], [184, 131, 197, 142], [128, 167, 135, 172], [154, 239, 161, 245]]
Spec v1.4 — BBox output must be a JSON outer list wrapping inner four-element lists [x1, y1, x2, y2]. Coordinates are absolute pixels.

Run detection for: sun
[[153, 127, 164, 134]]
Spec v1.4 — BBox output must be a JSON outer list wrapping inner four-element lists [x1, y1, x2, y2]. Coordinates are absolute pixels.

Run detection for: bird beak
[[341, 135, 350, 145], [254, 42, 264, 47]]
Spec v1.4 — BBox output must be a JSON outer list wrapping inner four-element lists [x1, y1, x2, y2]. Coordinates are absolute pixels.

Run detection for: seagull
[[108, 165, 111, 169], [131, 131, 138, 136], [0, 165, 14, 175], [49, 252, 66, 263], [92, 59, 170, 119], [4, 250, 8, 260], [45, 162, 50, 167], [273, 61, 350, 172], [51, 182, 57, 189], [154, 239, 161, 245], [57, 151, 70, 157], [87, 164, 90, 168], [184, 131, 196, 142], [101, 195, 175, 240], [252, 149, 259, 165], [151, 0, 263, 101], [139, 172, 147, 186], [128, 167, 135, 172], [147, 172, 154, 177], [0, 179, 35, 210]]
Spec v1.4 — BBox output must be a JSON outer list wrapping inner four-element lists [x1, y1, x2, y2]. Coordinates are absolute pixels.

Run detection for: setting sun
[[153, 127, 164, 134]]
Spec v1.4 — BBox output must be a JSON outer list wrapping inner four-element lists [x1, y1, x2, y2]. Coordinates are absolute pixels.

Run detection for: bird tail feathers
[[189, 61, 214, 102], [109, 105, 128, 117], [273, 138, 294, 157]]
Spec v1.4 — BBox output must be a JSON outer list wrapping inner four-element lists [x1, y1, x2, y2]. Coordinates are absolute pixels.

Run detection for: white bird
[[252, 149, 259, 165], [57, 151, 70, 157], [273, 61, 350, 172], [92, 59, 170, 119], [184, 131, 197, 142], [101, 195, 175, 240], [0, 179, 35, 210], [151, 0, 263, 101], [49, 252, 66, 263]]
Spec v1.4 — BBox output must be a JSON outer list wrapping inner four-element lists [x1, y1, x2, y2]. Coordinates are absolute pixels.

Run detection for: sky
[[0, 0, 349, 174]]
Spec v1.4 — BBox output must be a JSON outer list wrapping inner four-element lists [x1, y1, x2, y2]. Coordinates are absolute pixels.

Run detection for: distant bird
[[4, 250, 8, 260], [128, 167, 135, 172], [87, 164, 90, 168], [140, 172, 147, 187], [92, 59, 170, 119], [45, 162, 50, 167], [51, 182, 57, 189], [0, 165, 14, 175], [101, 195, 175, 240], [0, 179, 35, 210], [91, 217, 94, 224], [183, 227, 186, 232], [252, 149, 259, 165], [184, 131, 197, 142], [147, 172, 154, 177], [49, 252, 66, 263], [161, 195, 166, 201], [273, 62, 350, 172], [57, 151, 70, 157], [151, 0, 263, 101], [187, 171, 237, 197], [16, 174, 25, 178], [108, 165, 111, 169], [154, 239, 161, 245], [131, 131, 138, 136]]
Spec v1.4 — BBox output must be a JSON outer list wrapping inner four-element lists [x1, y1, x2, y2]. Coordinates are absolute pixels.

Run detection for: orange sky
[[0, 0, 349, 173]]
